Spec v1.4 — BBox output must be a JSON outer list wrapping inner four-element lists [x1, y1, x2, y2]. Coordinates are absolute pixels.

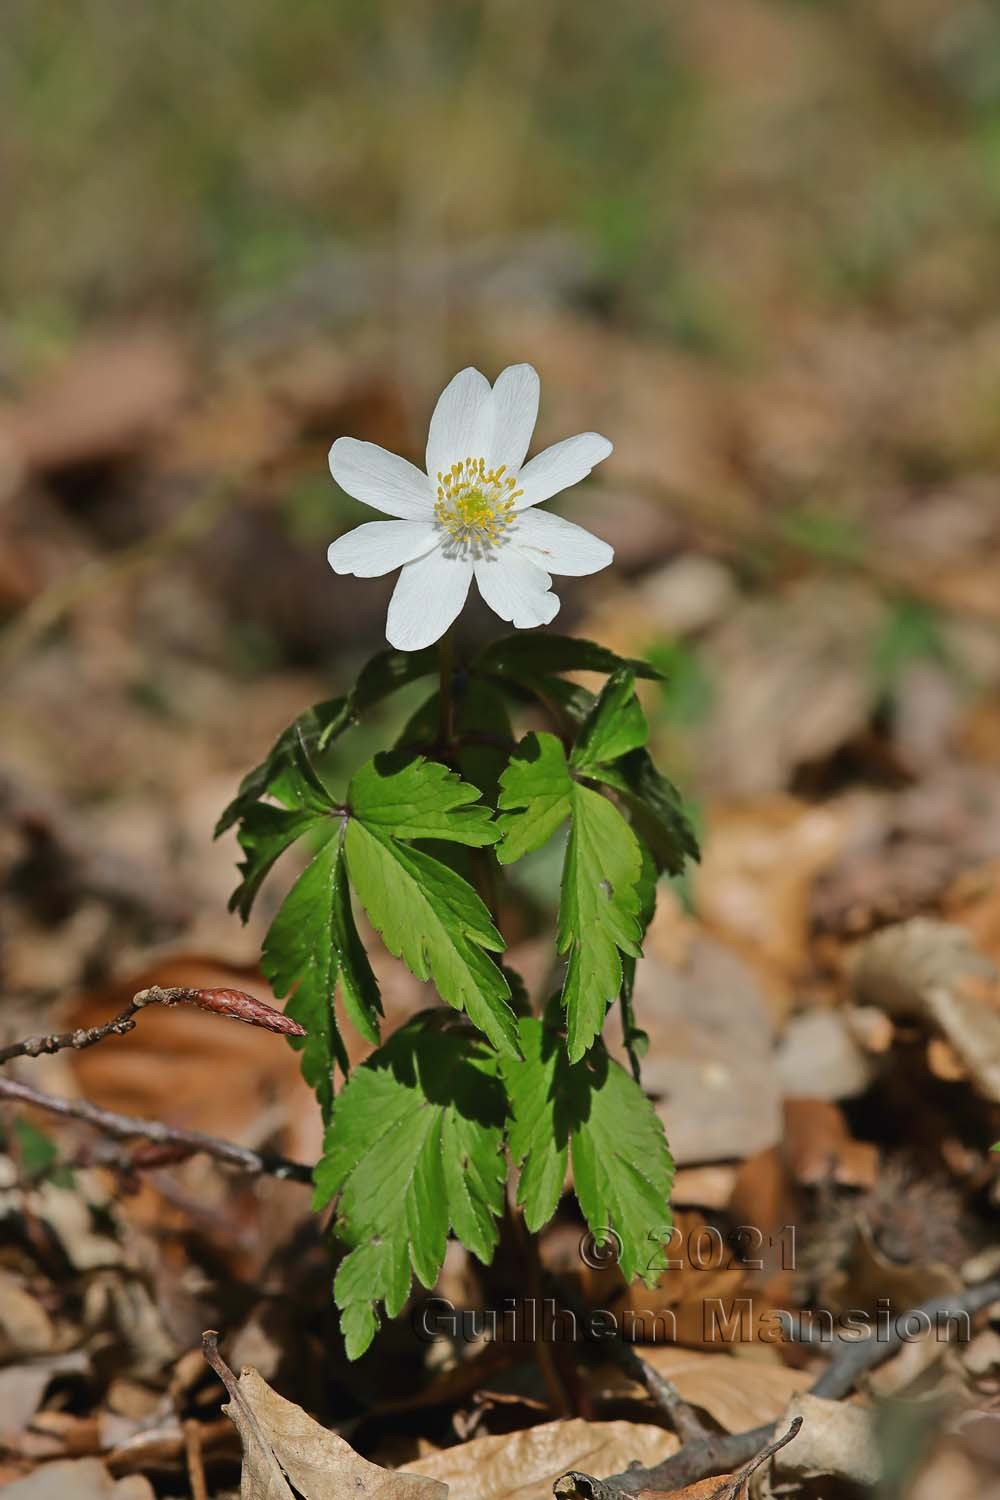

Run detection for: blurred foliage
[[6, 0, 1000, 366]]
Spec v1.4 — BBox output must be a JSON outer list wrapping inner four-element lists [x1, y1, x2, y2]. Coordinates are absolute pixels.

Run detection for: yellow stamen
[[434, 455, 521, 550]]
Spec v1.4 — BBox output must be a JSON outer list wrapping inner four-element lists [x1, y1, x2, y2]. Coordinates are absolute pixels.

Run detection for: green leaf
[[330, 854, 383, 1048], [619, 838, 658, 1076], [477, 634, 664, 683], [571, 667, 648, 772], [229, 798, 327, 922], [313, 1014, 507, 1358], [261, 828, 348, 1118], [216, 697, 348, 837], [348, 752, 499, 846], [344, 754, 515, 1053], [344, 821, 518, 1058], [593, 750, 699, 876], [496, 732, 573, 864], [215, 647, 437, 834], [398, 678, 514, 801], [560, 785, 644, 1061], [503, 1019, 674, 1283], [496, 733, 646, 1058]]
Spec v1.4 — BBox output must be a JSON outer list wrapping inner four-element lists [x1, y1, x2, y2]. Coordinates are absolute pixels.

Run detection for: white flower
[[327, 365, 614, 651]]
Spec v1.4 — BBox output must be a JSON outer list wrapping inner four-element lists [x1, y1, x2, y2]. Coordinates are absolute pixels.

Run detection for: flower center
[[434, 457, 522, 550]]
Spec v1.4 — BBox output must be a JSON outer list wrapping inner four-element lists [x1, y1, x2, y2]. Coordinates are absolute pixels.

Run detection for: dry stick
[[550, 1272, 710, 1446], [183, 1418, 210, 1500], [0, 1075, 314, 1184], [554, 1276, 1000, 1497], [202, 1331, 290, 1494], [708, 1417, 803, 1500], [0, 984, 306, 1066]]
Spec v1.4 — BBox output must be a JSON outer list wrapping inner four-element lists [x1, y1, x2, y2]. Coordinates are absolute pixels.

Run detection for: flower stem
[[438, 628, 455, 748]]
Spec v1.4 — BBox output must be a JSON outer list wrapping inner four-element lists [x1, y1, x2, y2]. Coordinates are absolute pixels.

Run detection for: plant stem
[[438, 628, 455, 747]]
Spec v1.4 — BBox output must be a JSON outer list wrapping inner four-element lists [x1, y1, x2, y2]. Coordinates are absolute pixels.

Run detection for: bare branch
[[0, 1074, 314, 1183], [553, 1277, 1000, 1497], [0, 983, 305, 1066]]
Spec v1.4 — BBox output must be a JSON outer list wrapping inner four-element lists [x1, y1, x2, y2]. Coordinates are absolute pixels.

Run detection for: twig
[[554, 1277, 1000, 1496], [708, 1417, 803, 1500], [202, 1331, 290, 1494], [183, 1418, 209, 1500], [0, 983, 305, 1065], [0, 1074, 314, 1183], [550, 1272, 710, 1445]]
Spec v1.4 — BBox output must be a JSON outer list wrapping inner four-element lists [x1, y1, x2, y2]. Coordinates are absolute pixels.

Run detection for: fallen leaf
[[783, 1098, 879, 1189], [622, 937, 781, 1166], [773, 1392, 880, 1485], [1, 1458, 152, 1500], [2, 332, 188, 473], [408, 1418, 678, 1500], [851, 917, 1000, 1101], [0, 1352, 90, 1443], [595, 1347, 811, 1433], [695, 796, 848, 1016], [0, 1270, 57, 1358], [217, 1360, 446, 1500]]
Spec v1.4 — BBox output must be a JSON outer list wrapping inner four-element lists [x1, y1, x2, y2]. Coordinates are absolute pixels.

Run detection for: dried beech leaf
[[596, 1347, 811, 1434], [772, 1393, 880, 1486], [635, 1481, 737, 1500], [2, 1458, 154, 1500], [407, 1419, 678, 1500], [851, 917, 1000, 1101], [221, 1364, 446, 1500]]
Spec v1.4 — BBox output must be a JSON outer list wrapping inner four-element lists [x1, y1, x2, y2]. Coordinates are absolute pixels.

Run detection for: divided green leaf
[[216, 647, 436, 835], [497, 731, 644, 1060], [559, 784, 644, 1060], [261, 826, 381, 1120], [593, 751, 699, 876], [503, 1018, 674, 1283], [496, 732, 572, 864], [477, 634, 664, 683], [313, 1014, 507, 1358], [344, 755, 518, 1058], [571, 667, 648, 771], [349, 752, 499, 845]]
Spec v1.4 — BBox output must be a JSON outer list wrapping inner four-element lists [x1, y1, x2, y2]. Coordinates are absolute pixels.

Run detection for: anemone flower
[[327, 365, 614, 650]]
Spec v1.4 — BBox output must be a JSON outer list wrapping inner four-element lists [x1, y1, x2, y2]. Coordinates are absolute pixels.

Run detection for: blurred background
[[2, 1, 1000, 1495]]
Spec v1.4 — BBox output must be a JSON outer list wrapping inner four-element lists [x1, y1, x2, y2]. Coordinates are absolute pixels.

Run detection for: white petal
[[327, 520, 439, 578], [426, 368, 495, 478], [490, 364, 539, 474], [474, 553, 560, 630], [514, 432, 613, 510], [509, 508, 614, 577], [329, 438, 433, 520], [385, 547, 473, 651]]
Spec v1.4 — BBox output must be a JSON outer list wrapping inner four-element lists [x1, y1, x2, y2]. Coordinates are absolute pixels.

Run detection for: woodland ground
[[2, 2, 1000, 1496]]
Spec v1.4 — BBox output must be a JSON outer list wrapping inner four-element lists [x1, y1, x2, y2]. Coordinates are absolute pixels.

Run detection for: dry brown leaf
[[219, 1363, 446, 1500], [0, 1352, 89, 1442], [2, 1458, 153, 1500], [773, 1393, 879, 1485], [0, 1271, 57, 1358], [2, 332, 188, 473], [851, 917, 1000, 1101], [783, 1098, 879, 1189], [407, 1419, 678, 1500], [623, 938, 780, 1166], [635, 1480, 737, 1500], [695, 796, 848, 1015], [596, 1347, 811, 1433]]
